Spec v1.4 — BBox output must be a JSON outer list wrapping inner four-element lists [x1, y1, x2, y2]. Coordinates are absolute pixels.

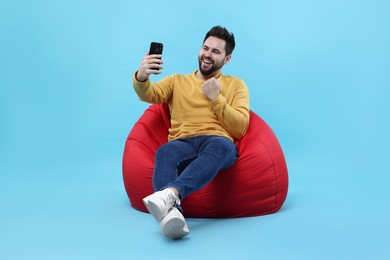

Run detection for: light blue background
[[1, 0, 389, 259]]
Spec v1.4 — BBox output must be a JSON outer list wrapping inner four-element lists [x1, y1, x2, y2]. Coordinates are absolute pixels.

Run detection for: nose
[[203, 49, 212, 57]]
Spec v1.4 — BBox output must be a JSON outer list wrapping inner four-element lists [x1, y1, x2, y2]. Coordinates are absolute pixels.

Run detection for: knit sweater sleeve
[[132, 72, 174, 104], [210, 79, 250, 140]]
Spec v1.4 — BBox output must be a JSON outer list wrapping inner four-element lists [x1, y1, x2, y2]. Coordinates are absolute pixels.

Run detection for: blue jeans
[[153, 135, 238, 200]]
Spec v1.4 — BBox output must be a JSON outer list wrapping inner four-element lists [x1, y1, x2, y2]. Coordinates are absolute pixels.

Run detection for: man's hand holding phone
[[136, 42, 164, 82]]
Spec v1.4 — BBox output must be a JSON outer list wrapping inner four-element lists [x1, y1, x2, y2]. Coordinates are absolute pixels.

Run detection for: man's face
[[198, 36, 230, 76]]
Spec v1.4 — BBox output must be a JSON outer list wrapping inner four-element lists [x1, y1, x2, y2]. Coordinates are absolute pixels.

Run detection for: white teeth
[[203, 58, 212, 64]]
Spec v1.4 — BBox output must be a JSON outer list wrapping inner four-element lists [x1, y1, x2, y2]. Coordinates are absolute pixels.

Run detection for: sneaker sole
[[161, 216, 189, 240], [143, 198, 165, 222]]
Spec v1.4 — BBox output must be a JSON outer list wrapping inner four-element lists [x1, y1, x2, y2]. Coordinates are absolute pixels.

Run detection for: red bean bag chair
[[122, 104, 288, 218]]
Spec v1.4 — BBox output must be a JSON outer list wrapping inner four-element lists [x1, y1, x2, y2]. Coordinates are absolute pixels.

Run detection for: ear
[[224, 54, 232, 65]]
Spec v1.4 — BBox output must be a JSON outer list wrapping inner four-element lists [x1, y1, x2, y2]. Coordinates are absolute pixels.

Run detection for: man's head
[[203, 26, 235, 56], [198, 26, 235, 77]]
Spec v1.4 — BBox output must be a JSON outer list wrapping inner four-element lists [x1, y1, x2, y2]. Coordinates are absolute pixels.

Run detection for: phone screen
[[149, 42, 163, 55], [149, 42, 163, 71]]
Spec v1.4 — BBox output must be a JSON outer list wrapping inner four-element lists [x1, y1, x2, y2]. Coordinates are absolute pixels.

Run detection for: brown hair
[[203, 25, 236, 56]]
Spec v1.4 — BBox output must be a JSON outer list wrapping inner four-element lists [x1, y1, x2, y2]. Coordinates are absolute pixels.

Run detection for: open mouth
[[202, 57, 213, 67], [203, 58, 212, 64]]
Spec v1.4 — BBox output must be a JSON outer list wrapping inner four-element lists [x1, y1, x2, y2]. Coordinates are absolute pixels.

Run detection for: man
[[132, 26, 250, 239]]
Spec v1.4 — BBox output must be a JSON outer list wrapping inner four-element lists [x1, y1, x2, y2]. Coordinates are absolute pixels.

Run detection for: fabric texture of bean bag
[[122, 104, 288, 218]]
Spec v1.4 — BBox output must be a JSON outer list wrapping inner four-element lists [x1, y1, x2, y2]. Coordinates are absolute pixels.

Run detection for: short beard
[[198, 56, 224, 76]]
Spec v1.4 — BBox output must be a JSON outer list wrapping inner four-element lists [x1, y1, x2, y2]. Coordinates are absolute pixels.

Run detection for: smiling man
[[132, 26, 250, 240]]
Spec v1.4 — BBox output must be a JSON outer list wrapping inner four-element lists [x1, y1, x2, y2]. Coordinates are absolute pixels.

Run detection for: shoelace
[[166, 193, 180, 206]]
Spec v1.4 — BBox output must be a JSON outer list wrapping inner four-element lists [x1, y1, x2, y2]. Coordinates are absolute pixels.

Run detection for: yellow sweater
[[133, 71, 250, 141]]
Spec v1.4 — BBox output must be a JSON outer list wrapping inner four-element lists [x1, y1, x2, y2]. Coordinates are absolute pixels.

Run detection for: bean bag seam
[[257, 139, 280, 213], [127, 137, 157, 158]]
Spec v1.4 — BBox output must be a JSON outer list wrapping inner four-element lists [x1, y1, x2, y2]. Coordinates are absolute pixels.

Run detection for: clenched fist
[[202, 78, 221, 101]]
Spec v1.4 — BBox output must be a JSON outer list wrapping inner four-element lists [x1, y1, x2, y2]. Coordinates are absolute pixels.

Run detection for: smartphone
[[149, 42, 163, 71], [149, 42, 163, 55]]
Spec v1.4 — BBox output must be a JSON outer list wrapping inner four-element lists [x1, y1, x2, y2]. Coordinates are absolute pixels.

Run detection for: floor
[[1, 149, 388, 259]]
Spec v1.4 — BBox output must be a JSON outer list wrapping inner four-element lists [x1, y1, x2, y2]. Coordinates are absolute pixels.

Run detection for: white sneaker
[[143, 189, 180, 222], [160, 207, 189, 240]]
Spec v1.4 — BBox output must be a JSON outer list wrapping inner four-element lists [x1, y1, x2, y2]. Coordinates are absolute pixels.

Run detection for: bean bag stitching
[[128, 137, 157, 158], [256, 138, 280, 213]]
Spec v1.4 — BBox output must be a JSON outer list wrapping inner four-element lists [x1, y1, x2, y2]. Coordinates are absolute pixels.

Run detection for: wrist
[[135, 71, 148, 82], [209, 93, 220, 102]]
